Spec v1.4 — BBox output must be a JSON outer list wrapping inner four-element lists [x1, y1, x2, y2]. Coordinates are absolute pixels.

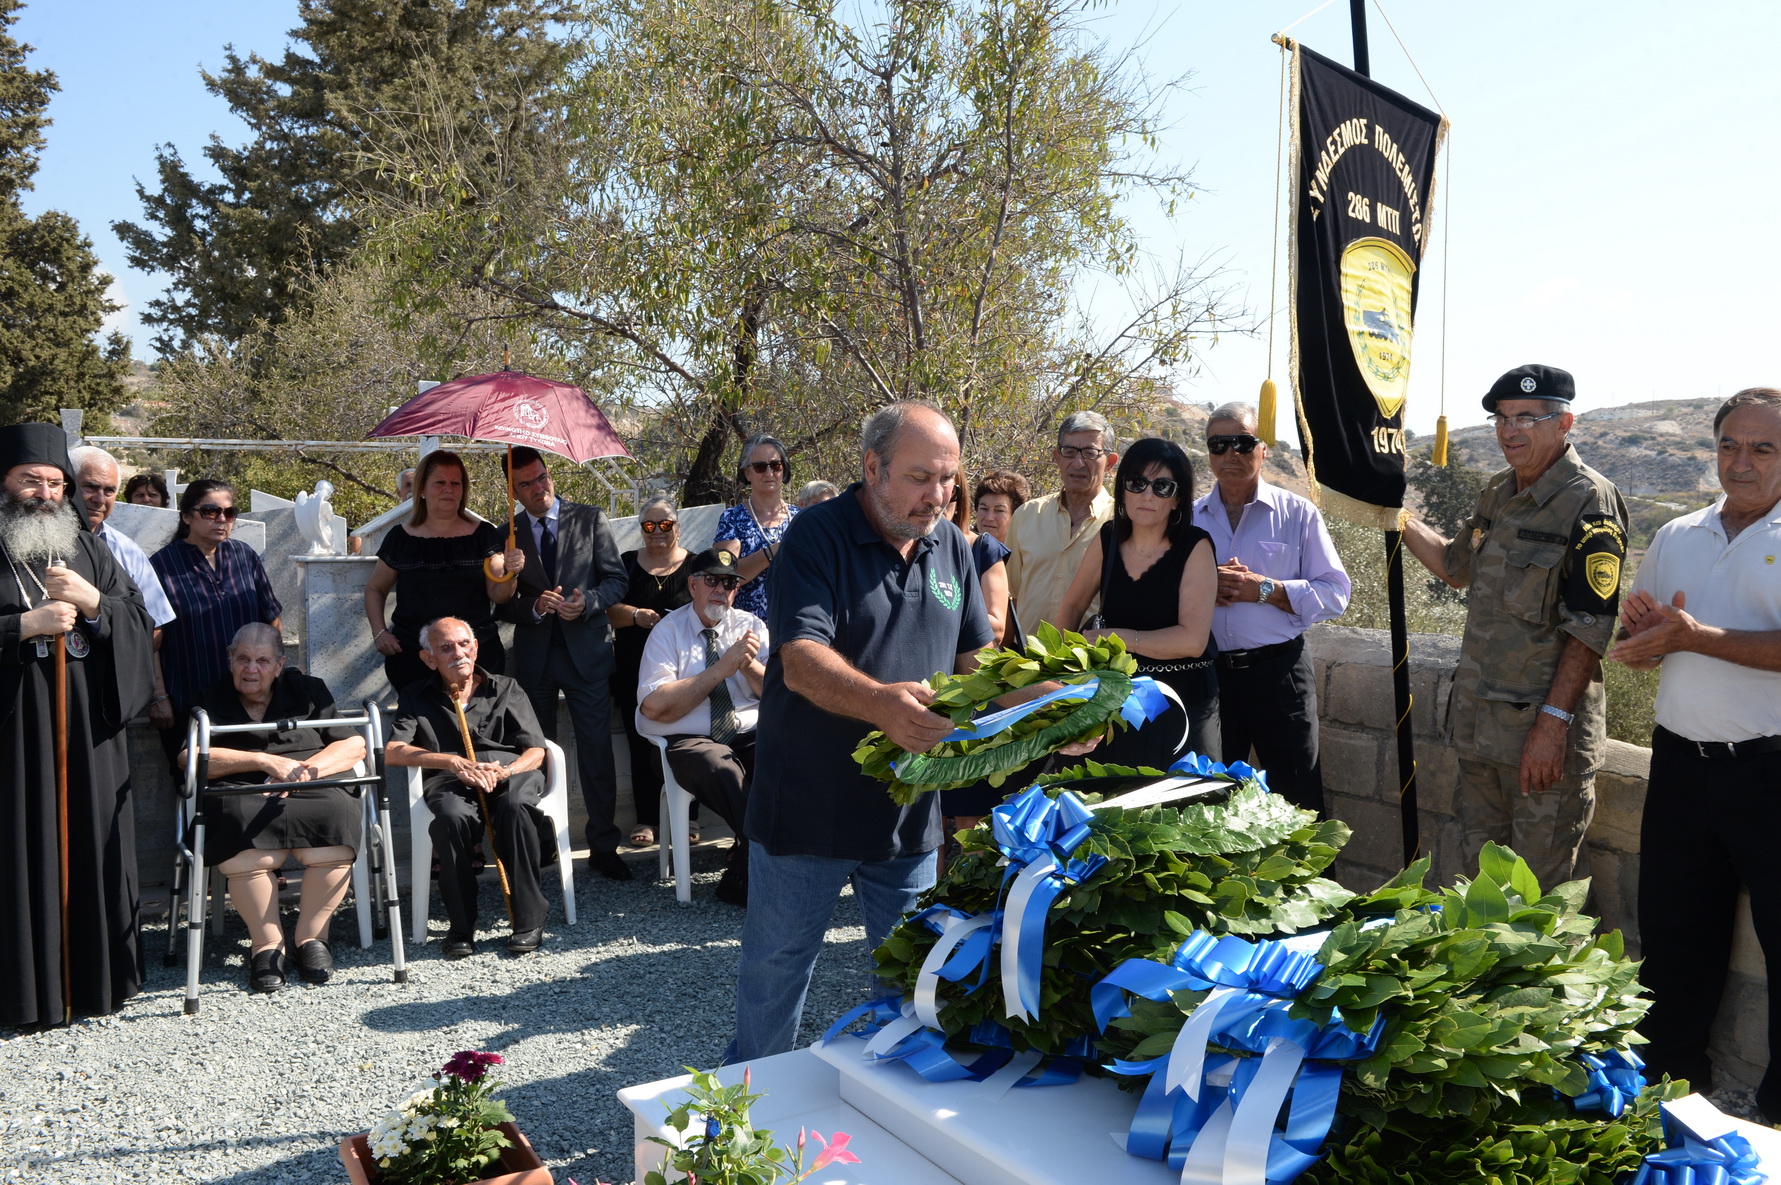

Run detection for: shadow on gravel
[[31, 1132, 341, 1185]]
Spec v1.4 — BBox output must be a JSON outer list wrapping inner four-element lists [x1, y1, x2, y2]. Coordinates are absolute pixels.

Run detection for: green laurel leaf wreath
[[871, 784, 1354, 1057], [852, 622, 1143, 805], [1097, 843, 1674, 1184]]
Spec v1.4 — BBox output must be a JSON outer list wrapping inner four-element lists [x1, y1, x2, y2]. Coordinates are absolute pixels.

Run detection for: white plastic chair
[[405, 739, 577, 943], [645, 733, 696, 905], [167, 702, 407, 1014]]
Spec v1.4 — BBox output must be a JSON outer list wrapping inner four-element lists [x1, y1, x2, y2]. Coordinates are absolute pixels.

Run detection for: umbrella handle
[[486, 444, 520, 584], [484, 557, 517, 584]]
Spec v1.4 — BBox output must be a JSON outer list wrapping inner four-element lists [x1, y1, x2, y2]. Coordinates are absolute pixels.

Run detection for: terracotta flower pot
[[339, 1121, 553, 1185]]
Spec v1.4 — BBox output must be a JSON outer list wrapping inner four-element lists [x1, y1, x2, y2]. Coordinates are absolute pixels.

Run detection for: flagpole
[[1349, 0, 1420, 864]]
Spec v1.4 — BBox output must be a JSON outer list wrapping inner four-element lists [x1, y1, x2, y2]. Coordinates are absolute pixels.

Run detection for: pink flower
[[441, 1050, 504, 1082], [809, 1131, 860, 1171], [743, 1066, 752, 1090]]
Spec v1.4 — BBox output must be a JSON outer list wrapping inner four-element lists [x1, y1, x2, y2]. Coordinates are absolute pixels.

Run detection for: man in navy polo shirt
[[727, 400, 995, 1061]]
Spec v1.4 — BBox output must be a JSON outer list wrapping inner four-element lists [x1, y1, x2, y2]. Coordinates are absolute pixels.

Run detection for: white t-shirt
[[634, 602, 768, 739], [1631, 497, 1781, 742]]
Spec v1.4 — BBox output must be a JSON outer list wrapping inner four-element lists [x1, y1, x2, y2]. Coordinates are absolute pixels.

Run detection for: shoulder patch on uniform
[[1564, 514, 1627, 615]]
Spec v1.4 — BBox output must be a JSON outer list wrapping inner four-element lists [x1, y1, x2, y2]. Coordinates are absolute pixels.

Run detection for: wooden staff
[[55, 631, 70, 1025], [450, 683, 515, 925]]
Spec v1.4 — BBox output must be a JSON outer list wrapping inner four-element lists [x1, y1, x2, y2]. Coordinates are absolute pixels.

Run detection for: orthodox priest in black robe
[[0, 423, 155, 1027]]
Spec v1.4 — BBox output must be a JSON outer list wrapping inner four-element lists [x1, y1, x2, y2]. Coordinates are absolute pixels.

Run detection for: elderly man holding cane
[[385, 617, 550, 959]]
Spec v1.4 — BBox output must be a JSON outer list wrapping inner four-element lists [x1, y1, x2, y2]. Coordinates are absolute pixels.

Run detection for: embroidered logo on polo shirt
[[1768, 556, 1776, 566], [929, 570, 961, 611]]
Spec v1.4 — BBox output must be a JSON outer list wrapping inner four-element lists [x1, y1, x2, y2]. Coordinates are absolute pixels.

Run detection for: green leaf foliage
[[0, 1, 130, 425], [872, 784, 1354, 1056], [855, 624, 1145, 804], [1099, 844, 1665, 1183]]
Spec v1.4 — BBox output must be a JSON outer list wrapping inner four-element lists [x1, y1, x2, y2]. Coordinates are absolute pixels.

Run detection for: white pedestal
[[618, 1049, 962, 1185], [295, 555, 384, 707], [812, 1040, 1175, 1185]]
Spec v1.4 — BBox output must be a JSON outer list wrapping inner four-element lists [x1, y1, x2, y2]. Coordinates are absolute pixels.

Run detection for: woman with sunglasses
[[608, 496, 693, 846], [150, 478, 283, 762], [713, 433, 799, 620], [1058, 437, 1220, 769]]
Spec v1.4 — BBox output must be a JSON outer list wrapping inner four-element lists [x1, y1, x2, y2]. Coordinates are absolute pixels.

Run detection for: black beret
[[687, 547, 739, 578], [1483, 364, 1576, 412]]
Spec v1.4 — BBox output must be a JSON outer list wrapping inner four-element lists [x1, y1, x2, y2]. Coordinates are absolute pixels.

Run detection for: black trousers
[[1639, 728, 1781, 1110], [519, 639, 619, 854], [424, 768, 548, 934], [1217, 637, 1324, 814], [662, 732, 754, 871]]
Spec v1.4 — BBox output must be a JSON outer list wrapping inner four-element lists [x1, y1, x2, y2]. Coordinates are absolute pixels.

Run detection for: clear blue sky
[[15, 1, 1781, 435]]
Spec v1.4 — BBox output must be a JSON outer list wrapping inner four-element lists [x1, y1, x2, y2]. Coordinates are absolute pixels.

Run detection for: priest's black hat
[[1482, 364, 1576, 412], [0, 422, 76, 483]]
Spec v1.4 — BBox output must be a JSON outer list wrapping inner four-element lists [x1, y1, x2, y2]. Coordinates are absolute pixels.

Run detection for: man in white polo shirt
[[1610, 387, 1781, 1120]]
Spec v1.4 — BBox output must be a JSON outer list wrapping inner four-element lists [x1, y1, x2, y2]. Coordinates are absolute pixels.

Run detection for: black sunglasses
[[1207, 434, 1261, 456], [193, 504, 239, 521], [640, 519, 678, 534], [746, 459, 784, 475], [696, 573, 742, 590], [1123, 475, 1180, 499]]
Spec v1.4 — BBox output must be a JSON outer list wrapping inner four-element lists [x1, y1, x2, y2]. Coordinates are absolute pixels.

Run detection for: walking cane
[[449, 685, 516, 926], [55, 630, 71, 1025]]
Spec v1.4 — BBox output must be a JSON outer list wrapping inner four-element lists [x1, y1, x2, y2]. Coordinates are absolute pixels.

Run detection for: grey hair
[[640, 494, 678, 516], [1207, 402, 1260, 433], [1057, 410, 1115, 451], [861, 400, 945, 472], [797, 480, 840, 506], [227, 622, 283, 658], [1715, 388, 1781, 434], [68, 445, 120, 477], [419, 616, 471, 652]]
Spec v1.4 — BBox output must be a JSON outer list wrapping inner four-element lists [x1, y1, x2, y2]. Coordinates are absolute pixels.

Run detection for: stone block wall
[[1307, 622, 1766, 1096]]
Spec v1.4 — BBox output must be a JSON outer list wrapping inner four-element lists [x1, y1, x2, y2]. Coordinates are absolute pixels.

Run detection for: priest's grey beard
[[0, 492, 81, 564]]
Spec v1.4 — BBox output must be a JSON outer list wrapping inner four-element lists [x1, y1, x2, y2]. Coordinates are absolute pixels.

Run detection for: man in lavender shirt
[[1191, 402, 1351, 812]]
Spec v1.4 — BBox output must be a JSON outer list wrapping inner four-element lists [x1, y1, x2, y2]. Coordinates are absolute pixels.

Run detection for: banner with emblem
[[1286, 42, 1447, 525]]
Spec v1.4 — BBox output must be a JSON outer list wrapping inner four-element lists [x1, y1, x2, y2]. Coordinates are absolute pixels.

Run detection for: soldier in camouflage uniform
[[1404, 364, 1628, 887]]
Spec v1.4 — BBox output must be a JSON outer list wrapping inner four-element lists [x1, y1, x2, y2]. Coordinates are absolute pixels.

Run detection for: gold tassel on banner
[[1431, 414, 1449, 467], [1257, 379, 1278, 447]]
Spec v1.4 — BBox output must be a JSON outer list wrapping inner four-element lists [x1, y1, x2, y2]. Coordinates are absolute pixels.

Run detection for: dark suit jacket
[[501, 499, 629, 683]]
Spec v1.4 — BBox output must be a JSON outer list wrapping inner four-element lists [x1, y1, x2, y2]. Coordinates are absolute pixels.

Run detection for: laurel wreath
[[852, 623, 1142, 805]]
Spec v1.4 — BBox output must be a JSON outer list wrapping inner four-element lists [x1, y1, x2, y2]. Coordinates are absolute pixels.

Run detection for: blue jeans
[[725, 842, 936, 1063]]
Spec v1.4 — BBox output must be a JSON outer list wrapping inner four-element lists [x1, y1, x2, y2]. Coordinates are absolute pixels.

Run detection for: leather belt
[[1216, 636, 1302, 671], [1655, 724, 1781, 761]]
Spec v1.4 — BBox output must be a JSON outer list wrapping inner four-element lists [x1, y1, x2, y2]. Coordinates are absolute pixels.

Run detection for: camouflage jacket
[[1442, 445, 1628, 772]]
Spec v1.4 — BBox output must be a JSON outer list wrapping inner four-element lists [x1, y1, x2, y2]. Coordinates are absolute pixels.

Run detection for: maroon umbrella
[[369, 368, 630, 464], [369, 368, 632, 576]]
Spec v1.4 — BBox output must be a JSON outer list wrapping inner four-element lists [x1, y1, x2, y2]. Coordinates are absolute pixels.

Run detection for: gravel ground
[[0, 845, 876, 1185]]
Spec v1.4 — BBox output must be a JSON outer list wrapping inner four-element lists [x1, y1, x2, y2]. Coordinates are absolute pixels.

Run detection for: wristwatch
[[1539, 703, 1575, 725], [1256, 577, 1276, 604]]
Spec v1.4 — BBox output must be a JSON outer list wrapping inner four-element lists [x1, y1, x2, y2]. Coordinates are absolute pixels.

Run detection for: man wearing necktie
[[501, 447, 631, 879], [636, 548, 767, 905]]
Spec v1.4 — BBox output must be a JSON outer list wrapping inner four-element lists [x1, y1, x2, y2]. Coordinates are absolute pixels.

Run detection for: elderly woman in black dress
[[607, 495, 693, 846], [1058, 437, 1219, 769], [364, 450, 523, 695], [180, 624, 367, 993]]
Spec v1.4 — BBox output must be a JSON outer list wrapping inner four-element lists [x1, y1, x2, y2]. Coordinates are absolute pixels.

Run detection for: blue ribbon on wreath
[[1630, 1100, 1767, 1185], [1094, 930, 1382, 1185], [819, 997, 1097, 1089], [1570, 1049, 1647, 1118], [1169, 752, 1272, 793], [989, 785, 1107, 1022]]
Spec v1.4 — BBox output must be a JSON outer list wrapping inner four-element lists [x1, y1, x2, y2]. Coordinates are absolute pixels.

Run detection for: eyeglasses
[[15, 476, 66, 493], [1057, 445, 1108, 463], [1488, 411, 1564, 431], [696, 573, 741, 591], [1123, 475, 1180, 499], [747, 459, 784, 475], [193, 504, 239, 521], [1206, 434, 1262, 456], [640, 519, 678, 534]]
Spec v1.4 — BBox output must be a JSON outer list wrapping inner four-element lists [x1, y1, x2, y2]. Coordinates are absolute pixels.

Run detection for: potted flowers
[[645, 1067, 859, 1185], [341, 1051, 552, 1185]]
